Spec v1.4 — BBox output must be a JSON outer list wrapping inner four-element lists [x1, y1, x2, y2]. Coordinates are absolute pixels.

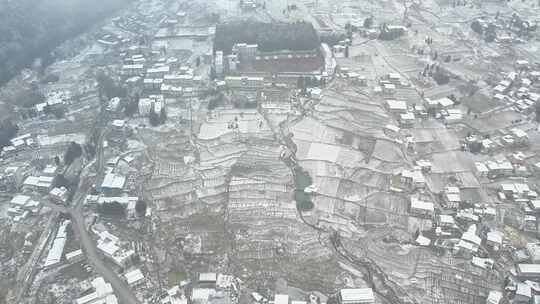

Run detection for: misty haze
[[0, 0, 539, 303]]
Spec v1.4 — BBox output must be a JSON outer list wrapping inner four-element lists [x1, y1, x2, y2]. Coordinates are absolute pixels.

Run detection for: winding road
[[68, 129, 142, 304]]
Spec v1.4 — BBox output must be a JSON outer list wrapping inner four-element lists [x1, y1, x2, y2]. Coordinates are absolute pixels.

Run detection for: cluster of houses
[[94, 229, 136, 269], [465, 127, 529, 155], [492, 60, 540, 115], [74, 276, 118, 304], [385, 95, 464, 128], [474, 153, 533, 179], [83, 153, 145, 220], [1, 133, 38, 157], [120, 46, 206, 117], [4, 163, 72, 222], [250, 288, 374, 304]]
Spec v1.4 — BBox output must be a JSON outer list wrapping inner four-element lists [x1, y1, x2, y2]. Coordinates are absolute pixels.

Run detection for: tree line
[[214, 21, 320, 54], [0, 0, 132, 85]]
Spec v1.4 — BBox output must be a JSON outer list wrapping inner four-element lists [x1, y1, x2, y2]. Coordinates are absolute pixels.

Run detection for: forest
[[213, 21, 320, 54], [0, 0, 132, 85]]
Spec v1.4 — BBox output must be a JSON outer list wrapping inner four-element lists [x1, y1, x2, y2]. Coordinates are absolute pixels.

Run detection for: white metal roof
[[340, 288, 374, 303], [10, 194, 30, 206], [124, 268, 145, 285], [65, 249, 83, 260], [518, 264, 540, 274], [199, 272, 217, 282]]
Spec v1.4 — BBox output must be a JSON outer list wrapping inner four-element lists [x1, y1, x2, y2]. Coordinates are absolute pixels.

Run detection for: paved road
[[70, 206, 141, 304], [67, 133, 142, 304]]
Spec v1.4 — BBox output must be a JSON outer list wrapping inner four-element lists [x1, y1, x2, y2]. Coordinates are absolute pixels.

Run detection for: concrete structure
[[486, 291, 502, 304], [226, 54, 238, 72], [139, 95, 165, 116]]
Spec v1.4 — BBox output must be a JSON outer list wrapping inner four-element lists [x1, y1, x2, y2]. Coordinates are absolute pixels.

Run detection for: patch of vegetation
[[320, 32, 347, 47], [19, 87, 45, 108], [149, 106, 167, 126], [96, 71, 127, 101], [0, 120, 19, 150], [135, 199, 147, 217], [208, 93, 225, 110], [124, 95, 139, 117], [214, 21, 319, 54], [168, 271, 187, 285], [64, 141, 83, 166], [293, 166, 314, 211], [97, 201, 125, 217], [232, 94, 257, 109]]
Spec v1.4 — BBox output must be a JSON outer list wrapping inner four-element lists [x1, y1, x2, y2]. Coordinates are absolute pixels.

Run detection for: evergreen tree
[[363, 17, 373, 29], [64, 142, 83, 166], [135, 200, 147, 217], [0, 120, 18, 149], [149, 107, 160, 126], [160, 107, 167, 124]]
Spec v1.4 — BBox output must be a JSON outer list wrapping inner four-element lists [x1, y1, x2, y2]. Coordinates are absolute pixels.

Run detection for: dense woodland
[[214, 21, 320, 54], [0, 0, 132, 85]]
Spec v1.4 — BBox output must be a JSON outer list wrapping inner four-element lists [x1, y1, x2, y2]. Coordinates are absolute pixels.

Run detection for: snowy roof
[[199, 272, 217, 282], [11, 194, 30, 206], [400, 112, 415, 120], [487, 231, 503, 244], [386, 99, 407, 110], [124, 268, 145, 285], [65, 249, 83, 260], [517, 282, 532, 298], [415, 234, 431, 246], [462, 225, 482, 246], [486, 291, 502, 304], [518, 264, 540, 274], [43, 237, 66, 268], [439, 214, 454, 224], [43, 165, 57, 175], [340, 289, 374, 303], [97, 241, 120, 256], [101, 173, 126, 190], [410, 197, 434, 212], [436, 97, 454, 108], [274, 294, 289, 304]]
